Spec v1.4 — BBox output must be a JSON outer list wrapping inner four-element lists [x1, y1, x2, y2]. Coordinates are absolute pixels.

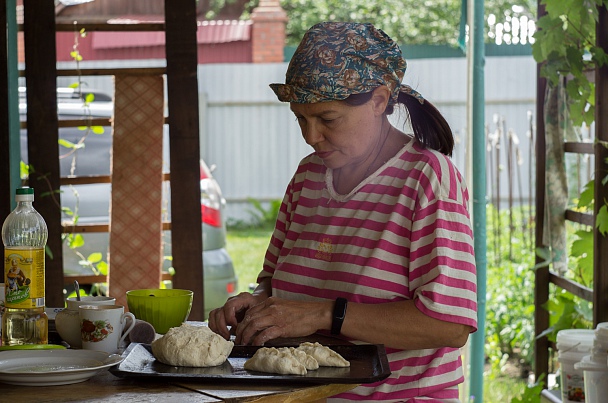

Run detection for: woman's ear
[[371, 86, 391, 116]]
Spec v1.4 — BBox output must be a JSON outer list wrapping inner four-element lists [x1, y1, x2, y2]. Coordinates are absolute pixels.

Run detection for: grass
[[226, 228, 533, 403], [226, 228, 273, 293], [479, 373, 528, 402]]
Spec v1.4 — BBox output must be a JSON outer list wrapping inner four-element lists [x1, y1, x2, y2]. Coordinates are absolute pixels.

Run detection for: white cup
[[55, 296, 116, 349], [79, 305, 135, 354]]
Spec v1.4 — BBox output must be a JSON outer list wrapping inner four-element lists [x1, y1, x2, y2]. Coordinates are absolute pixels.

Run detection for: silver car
[[19, 87, 238, 319]]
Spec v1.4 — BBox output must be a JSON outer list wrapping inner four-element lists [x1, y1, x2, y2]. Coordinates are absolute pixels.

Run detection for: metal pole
[[7, 0, 20, 208], [468, 0, 487, 401]]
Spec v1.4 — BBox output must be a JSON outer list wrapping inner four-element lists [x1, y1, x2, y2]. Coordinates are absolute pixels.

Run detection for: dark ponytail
[[397, 92, 454, 157], [344, 89, 454, 157]]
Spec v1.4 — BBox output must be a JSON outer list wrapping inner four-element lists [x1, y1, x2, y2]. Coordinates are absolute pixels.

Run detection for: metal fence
[[56, 55, 537, 223]]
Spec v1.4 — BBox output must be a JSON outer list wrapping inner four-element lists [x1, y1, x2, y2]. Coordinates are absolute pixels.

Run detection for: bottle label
[[4, 248, 45, 309]]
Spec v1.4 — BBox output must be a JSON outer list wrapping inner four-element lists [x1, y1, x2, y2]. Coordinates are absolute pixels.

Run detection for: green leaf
[[66, 289, 89, 299], [87, 252, 103, 264], [85, 93, 95, 103], [19, 161, 30, 178], [571, 229, 593, 258], [92, 126, 105, 134], [44, 245, 54, 260], [61, 207, 74, 216], [597, 204, 608, 236], [68, 82, 79, 89], [96, 261, 108, 276], [69, 234, 85, 249], [58, 139, 76, 149], [577, 181, 594, 209], [511, 373, 546, 403]]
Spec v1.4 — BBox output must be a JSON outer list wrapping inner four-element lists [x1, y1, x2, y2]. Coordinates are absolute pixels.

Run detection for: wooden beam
[[565, 209, 594, 226], [54, 22, 165, 32], [534, 0, 550, 380], [23, 0, 64, 308], [59, 222, 172, 234], [563, 142, 594, 155], [548, 271, 594, 302], [0, 0, 11, 221], [19, 22, 165, 32], [165, 0, 204, 320], [594, 4, 608, 325], [64, 272, 172, 288], [19, 67, 166, 77]]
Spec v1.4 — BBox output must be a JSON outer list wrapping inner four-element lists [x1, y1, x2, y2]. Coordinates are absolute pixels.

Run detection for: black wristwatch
[[331, 297, 348, 335]]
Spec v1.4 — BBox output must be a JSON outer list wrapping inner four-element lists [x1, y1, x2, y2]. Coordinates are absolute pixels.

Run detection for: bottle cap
[[16, 187, 34, 195], [15, 187, 34, 202]]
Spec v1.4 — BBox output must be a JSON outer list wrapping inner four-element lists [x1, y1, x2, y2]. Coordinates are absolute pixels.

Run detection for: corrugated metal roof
[[91, 19, 251, 49], [197, 20, 251, 44]]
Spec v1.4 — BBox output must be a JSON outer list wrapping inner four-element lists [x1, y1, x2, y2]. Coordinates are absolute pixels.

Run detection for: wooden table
[[0, 370, 357, 402], [1, 331, 361, 402]]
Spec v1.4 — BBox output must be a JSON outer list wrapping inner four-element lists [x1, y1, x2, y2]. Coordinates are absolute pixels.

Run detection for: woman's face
[[290, 88, 389, 171]]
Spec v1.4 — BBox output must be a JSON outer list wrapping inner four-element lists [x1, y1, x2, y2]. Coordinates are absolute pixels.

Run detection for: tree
[[532, 0, 608, 126], [201, 0, 537, 46]]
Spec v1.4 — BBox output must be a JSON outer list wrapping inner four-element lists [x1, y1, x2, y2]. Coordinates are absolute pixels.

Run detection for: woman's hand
[[208, 291, 267, 340], [234, 297, 333, 345]]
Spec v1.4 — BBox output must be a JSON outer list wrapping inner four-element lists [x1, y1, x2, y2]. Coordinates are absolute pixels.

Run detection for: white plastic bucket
[[574, 354, 608, 403], [557, 329, 595, 403]]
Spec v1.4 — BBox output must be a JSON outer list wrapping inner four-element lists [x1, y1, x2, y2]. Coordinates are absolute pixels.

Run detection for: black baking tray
[[109, 342, 390, 385]]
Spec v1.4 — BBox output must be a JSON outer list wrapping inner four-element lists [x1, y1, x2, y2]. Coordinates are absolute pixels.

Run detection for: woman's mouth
[[316, 150, 334, 159]]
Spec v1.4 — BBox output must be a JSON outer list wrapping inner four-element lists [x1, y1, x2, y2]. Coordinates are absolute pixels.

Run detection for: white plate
[[0, 349, 124, 386]]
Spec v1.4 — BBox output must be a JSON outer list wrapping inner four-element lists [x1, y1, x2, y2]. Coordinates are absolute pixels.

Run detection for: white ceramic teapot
[[55, 296, 115, 348]]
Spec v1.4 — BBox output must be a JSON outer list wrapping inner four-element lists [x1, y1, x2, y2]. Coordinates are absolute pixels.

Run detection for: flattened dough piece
[[151, 323, 234, 367], [297, 342, 350, 367], [244, 347, 308, 375]]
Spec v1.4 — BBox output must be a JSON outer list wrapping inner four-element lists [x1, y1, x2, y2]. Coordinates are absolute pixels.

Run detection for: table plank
[[0, 371, 218, 403], [0, 367, 356, 403], [178, 382, 357, 403]]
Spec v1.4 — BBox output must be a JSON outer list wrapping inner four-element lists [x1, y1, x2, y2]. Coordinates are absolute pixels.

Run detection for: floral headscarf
[[270, 22, 423, 105]]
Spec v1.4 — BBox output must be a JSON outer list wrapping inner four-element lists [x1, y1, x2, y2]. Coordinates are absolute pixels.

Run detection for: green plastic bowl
[[126, 289, 193, 334]]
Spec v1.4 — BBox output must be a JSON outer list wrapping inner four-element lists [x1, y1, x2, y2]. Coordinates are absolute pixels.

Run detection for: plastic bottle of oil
[[2, 187, 48, 345]]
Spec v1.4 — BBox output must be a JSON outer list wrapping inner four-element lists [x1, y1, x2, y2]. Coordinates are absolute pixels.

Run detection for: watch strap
[[331, 297, 348, 335]]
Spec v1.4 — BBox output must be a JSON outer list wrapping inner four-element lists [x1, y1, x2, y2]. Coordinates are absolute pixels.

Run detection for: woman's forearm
[[252, 277, 272, 298], [339, 300, 472, 350]]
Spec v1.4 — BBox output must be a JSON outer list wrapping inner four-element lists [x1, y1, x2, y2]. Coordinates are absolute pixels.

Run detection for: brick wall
[[250, 0, 287, 63]]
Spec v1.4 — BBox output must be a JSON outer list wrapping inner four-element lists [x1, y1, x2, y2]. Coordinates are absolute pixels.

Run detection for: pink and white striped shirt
[[258, 139, 477, 402]]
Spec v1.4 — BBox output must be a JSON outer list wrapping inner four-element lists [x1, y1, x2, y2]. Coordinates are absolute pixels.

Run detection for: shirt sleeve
[[409, 155, 478, 331]]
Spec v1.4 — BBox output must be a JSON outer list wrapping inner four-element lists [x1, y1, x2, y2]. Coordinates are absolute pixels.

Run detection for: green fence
[[284, 43, 532, 61]]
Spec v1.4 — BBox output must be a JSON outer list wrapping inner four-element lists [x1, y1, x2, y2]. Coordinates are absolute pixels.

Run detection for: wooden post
[[534, 0, 550, 381], [0, 0, 11, 220], [23, 0, 64, 307], [594, 4, 608, 325], [164, 0, 204, 320]]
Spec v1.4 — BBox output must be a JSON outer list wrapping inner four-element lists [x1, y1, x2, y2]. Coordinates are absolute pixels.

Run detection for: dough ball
[[297, 342, 350, 367], [244, 347, 307, 375], [151, 324, 234, 367]]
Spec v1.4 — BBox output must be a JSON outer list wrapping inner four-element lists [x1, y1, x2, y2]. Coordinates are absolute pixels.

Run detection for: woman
[[209, 22, 477, 402]]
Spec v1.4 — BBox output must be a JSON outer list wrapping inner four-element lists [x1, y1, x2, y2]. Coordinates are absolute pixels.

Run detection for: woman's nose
[[303, 124, 323, 146]]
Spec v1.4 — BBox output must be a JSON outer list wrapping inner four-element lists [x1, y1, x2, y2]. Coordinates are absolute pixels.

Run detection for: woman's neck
[[333, 126, 406, 194]]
